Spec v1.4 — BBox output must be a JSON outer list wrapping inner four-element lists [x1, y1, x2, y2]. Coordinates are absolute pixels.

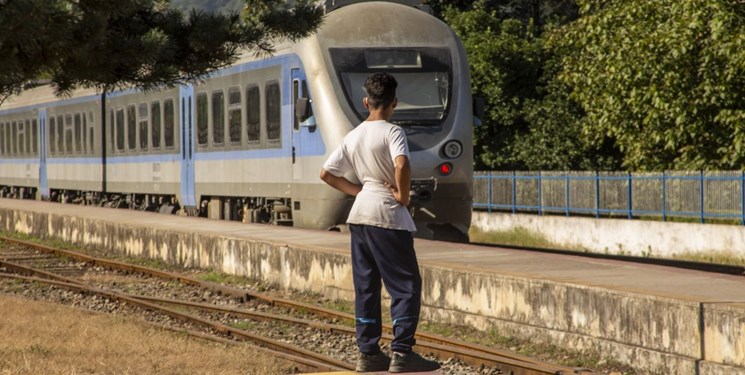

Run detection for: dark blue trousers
[[349, 224, 422, 355]]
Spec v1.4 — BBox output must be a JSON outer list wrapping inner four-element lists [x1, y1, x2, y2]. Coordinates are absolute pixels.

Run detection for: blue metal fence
[[473, 171, 745, 225]]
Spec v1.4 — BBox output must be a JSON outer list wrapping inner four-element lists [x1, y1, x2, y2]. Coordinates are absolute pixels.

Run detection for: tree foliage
[[443, 0, 602, 170], [0, 0, 323, 99], [554, 0, 745, 170], [170, 0, 243, 14]]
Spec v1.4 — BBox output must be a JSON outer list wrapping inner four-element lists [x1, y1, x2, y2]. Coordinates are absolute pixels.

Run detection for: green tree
[[554, 0, 745, 170], [444, 2, 543, 169], [170, 0, 244, 14], [0, 0, 323, 99], [443, 0, 589, 170]]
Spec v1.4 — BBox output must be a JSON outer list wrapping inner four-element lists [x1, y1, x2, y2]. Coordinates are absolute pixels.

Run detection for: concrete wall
[[472, 211, 745, 259]]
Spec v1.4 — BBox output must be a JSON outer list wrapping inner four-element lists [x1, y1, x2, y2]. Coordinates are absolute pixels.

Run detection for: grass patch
[[469, 226, 557, 249], [322, 299, 355, 316], [0, 294, 292, 374], [672, 250, 745, 267], [195, 269, 267, 290], [230, 320, 257, 331], [418, 322, 636, 374]]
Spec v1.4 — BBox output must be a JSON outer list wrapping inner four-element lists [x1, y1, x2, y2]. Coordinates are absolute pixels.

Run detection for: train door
[[179, 85, 196, 208], [37, 109, 49, 200], [291, 68, 312, 181]]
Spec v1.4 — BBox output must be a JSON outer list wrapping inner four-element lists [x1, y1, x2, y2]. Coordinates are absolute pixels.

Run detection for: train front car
[[312, 2, 474, 242]]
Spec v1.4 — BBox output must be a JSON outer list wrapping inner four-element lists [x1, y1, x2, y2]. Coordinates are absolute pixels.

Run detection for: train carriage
[[0, 0, 474, 242]]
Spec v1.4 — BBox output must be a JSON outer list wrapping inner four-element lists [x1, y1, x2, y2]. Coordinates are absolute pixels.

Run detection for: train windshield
[[330, 48, 452, 125]]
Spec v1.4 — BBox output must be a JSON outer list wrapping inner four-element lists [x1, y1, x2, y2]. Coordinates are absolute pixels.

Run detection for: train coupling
[[409, 178, 437, 205]]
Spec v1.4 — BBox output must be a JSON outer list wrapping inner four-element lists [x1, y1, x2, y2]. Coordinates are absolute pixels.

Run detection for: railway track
[[0, 235, 592, 375]]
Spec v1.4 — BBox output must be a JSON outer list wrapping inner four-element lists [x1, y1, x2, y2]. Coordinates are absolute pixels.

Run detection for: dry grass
[[0, 295, 292, 375]]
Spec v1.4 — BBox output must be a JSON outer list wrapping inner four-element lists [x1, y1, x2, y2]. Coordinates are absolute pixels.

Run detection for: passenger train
[[0, 0, 474, 242]]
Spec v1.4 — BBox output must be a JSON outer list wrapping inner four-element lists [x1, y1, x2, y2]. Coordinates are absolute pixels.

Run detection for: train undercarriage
[[0, 185, 293, 227]]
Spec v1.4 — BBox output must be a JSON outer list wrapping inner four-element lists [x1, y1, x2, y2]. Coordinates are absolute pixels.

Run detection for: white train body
[[0, 1, 473, 241]]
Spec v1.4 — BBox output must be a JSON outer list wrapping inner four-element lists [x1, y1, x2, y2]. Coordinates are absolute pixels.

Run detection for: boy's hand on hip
[[384, 181, 407, 206]]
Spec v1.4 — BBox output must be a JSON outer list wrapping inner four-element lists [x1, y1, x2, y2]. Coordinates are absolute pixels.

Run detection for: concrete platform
[[2, 198, 745, 374]]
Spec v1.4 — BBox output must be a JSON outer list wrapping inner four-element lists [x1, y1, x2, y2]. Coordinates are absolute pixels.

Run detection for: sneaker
[[388, 351, 441, 373], [356, 351, 391, 372]]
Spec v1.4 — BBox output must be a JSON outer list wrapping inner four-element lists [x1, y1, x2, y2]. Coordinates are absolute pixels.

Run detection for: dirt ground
[[0, 294, 293, 375]]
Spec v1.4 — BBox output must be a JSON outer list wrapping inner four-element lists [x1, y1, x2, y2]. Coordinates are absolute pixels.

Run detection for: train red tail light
[[438, 162, 453, 176]]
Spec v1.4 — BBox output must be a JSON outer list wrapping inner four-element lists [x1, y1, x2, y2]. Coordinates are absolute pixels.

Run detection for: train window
[[18, 121, 26, 155], [164, 99, 175, 149], [212, 90, 225, 146], [26, 120, 33, 155], [18, 120, 26, 155], [81, 114, 87, 154], [127, 105, 136, 150], [228, 87, 241, 145], [74, 113, 82, 154], [11, 121, 17, 155], [64, 115, 73, 154], [2, 122, 6, 156], [32, 119, 38, 154], [109, 110, 115, 152], [293, 80, 299, 131], [246, 85, 260, 142], [331, 48, 452, 124], [139, 103, 148, 151], [296, 80, 313, 127], [116, 108, 125, 151], [196, 93, 208, 146], [5, 122, 10, 156], [0, 123, 4, 155], [56, 116, 64, 153], [8, 122, 13, 156], [151, 101, 161, 149], [266, 81, 281, 141], [302, 81, 312, 115], [88, 111, 95, 154]]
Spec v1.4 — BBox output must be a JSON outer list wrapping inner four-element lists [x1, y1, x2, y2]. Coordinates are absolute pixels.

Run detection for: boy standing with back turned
[[320, 72, 441, 373]]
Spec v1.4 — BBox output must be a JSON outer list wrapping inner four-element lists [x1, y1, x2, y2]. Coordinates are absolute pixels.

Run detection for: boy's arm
[[386, 155, 411, 206], [320, 169, 362, 197]]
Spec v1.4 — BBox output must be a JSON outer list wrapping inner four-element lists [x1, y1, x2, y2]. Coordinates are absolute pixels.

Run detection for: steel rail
[[136, 295, 584, 375], [0, 235, 591, 374], [139, 321, 341, 374], [0, 271, 351, 372]]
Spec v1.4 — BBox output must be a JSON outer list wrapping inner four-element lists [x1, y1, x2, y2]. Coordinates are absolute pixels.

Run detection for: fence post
[[662, 171, 667, 222], [595, 171, 600, 218], [538, 171, 543, 216], [565, 173, 570, 217], [700, 170, 705, 224], [511, 171, 517, 214], [627, 172, 633, 219], [487, 171, 492, 213]]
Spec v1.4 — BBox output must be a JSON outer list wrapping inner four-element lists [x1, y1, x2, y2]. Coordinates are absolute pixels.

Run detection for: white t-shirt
[[323, 120, 416, 232]]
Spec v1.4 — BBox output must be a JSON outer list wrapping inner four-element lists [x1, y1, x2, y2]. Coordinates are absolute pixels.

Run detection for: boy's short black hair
[[364, 73, 397, 110]]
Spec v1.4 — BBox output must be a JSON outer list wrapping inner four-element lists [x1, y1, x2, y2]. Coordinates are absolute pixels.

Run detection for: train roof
[[0, 85, 101, 112], [323, 0, 432, 14], [317, 1, 454, 48]]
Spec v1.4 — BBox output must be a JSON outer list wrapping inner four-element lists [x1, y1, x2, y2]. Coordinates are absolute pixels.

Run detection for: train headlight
[[442, 140, 463, 159], [438, 162, 453, 176]]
